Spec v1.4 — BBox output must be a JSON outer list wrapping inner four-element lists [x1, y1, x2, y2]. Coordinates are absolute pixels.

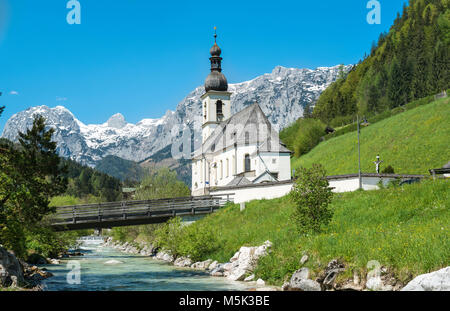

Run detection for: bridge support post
[[94, 228, 102, 236]]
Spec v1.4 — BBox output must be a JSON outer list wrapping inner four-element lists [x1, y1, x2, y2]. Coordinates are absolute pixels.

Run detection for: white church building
[[191, 33, 292, 196]]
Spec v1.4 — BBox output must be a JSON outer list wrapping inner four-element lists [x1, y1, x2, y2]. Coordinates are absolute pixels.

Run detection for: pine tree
[[0, 115, 68, 256]]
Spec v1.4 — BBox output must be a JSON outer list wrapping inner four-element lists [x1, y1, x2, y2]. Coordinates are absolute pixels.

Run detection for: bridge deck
[[50, 195, 232, 231]]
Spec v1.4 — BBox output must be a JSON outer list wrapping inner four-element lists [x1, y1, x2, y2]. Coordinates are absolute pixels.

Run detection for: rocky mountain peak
[[1, 65, 351, 167], [107, 113, 127, 129]]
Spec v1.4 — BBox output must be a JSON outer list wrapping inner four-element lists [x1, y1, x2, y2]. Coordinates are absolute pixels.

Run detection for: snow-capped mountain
[[1, 65, 351, 167]]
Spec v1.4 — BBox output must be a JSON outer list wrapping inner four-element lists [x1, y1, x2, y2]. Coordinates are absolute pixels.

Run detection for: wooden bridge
[[50, 194, 233, 231]]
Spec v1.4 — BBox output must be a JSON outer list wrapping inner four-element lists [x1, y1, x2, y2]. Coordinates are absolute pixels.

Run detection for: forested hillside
[[95, 155, 146, 182], [62, 158, 123, 202], [313, 0, 449, 125]]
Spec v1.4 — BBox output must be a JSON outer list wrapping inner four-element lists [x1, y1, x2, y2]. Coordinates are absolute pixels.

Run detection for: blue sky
[[0, 0, 408, 130]]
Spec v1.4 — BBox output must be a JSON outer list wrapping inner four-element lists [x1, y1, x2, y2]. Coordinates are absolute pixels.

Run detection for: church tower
[[201, 29, 232, 143]]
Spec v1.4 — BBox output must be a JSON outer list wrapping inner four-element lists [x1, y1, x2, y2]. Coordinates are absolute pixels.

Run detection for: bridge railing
[[50, 194, 234, 226]]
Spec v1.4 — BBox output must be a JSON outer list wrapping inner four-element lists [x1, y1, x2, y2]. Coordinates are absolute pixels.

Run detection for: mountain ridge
[[1, 64, 351, 167]]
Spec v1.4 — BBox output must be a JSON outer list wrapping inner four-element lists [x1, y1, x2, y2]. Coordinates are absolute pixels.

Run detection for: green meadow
[[291, 97, 450, 175], [183, 179, 449, 285]]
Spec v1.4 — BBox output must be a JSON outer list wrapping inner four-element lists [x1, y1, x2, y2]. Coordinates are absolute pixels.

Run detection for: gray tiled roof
[[226, 176, 252, 186], [194, 103, 291, 159]]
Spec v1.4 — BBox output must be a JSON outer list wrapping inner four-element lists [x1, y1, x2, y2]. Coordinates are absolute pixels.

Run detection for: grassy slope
[[291, 97, 450, 175], [189, 179, 449, 285]]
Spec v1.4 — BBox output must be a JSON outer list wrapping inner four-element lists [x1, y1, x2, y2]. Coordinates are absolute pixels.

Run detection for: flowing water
[[41, 243, 250, 291]]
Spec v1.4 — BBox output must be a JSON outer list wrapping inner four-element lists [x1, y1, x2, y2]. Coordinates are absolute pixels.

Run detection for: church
[[191, 33, 292, 196]]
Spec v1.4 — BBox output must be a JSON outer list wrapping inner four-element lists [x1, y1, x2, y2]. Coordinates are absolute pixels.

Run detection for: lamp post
[[357, 115, 362, 189]]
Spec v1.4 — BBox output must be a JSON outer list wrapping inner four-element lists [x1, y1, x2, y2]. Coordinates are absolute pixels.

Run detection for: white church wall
[[210, 175, 419, 203], [258, 152, 291, 181], [211, 182, 294, 204]]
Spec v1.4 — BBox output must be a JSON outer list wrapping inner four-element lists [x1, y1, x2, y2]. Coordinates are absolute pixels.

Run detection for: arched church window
[[245, 132, 250, 145], [216, 100, 224, 121], [244, 154, 251, 172]]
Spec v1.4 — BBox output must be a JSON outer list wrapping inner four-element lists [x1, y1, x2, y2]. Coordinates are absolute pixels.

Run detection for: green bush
[[382, 165, 395, 174], [25, 226, 79, 258], [280, 118, 326, 156], [293, 119, 326, 157], [153, 217, 185, 256], [290, 164, 334, 234], [178, 222, 218, 262], [151, 216, 219, 261]]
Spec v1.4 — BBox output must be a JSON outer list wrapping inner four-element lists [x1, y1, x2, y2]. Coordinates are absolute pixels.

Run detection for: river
[[41, 243, 250, 291]]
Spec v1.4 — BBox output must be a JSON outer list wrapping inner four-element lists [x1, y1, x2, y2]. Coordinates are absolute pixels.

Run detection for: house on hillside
[[191, 33, 292, 196]]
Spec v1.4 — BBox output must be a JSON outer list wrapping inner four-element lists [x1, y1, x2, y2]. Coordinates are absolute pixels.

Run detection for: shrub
[[280, 118, 326, 156], [153, 217, 184, 256], [290, 164, 334, 234], [25, 225, 79, 258], [292, 119, 327, 157], [178, 222, 218, 261], [382, 165, 395, 174]]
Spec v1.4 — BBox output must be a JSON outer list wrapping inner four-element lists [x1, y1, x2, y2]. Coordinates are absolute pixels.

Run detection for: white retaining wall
[[210, 175, 419, 204]]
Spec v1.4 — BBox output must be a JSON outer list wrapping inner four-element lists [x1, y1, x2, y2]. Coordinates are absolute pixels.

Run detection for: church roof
[[194, 103, 291, 159], [226, 176, 252, 187]]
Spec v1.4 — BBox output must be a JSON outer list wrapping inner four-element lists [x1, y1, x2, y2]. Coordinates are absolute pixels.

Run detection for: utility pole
[[357, 115, 362, 190]]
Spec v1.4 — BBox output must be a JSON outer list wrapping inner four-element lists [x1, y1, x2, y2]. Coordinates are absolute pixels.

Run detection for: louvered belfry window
[[216, 100, 224, 121]]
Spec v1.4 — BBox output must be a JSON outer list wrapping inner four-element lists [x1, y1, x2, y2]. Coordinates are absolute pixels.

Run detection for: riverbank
[[103, 237, 280, 291], [108, 179, 449, 291], [0, 245, 56, 291], [40, 244, 254, 291]]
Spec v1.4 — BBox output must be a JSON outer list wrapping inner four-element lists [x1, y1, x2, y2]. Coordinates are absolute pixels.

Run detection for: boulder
[[300, 254, 309, 265], [244, 274, 255, 282], [227, 268, 247, 281], [105, 260, 123, 265], [401, 267, 450, 291], [48, 258, 60, 265], [208, 260, 219, 271], [281, 282, 290, 291], [256, 278, 266, 286], [289, 267, 321, 291], [291, 279, 322, 291], [291, 268, 310, 282], [174, 257, 193, 268], [225, 241, 272, 281], [155, 251, 174, 262], [0, 246, 25, 287], [191, 259, 213, 270], [210, 263, 226, 276]]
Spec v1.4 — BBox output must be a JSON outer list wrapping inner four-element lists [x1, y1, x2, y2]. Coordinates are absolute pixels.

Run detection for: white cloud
[[9, 90, 19, 95]]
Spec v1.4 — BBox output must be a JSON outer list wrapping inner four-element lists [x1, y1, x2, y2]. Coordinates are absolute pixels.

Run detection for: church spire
[[209, 27, 222, 71], [205, 27, 228, 92]]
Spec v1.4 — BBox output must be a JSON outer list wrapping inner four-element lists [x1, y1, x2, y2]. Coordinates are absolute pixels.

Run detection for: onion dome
[[210, 42, 221, 57], [205, 71, 228, 92], [204, 28, 228, 92]]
